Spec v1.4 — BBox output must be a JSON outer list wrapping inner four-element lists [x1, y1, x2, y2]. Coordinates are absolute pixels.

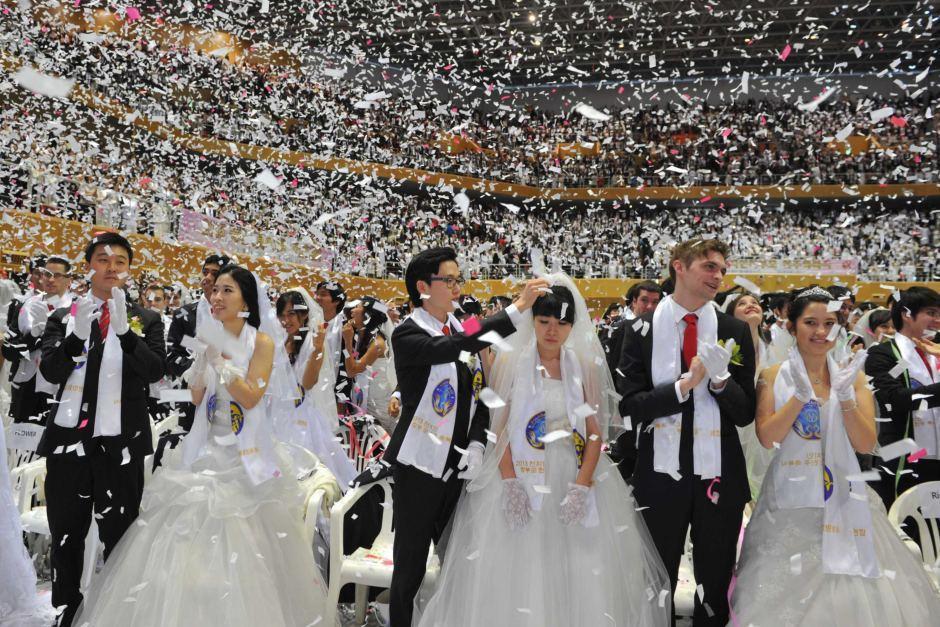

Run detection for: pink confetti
[[699, 195, 712, 203], [720, 128, 732, 139], [462, 317, 481, 335], [125, 7, 141, 21], [889, 116, 907, 128], [706, 477, 720, 504], [778, 44, 792, 61], [908, 448, 927, 463], [78, 419, 89, 429]]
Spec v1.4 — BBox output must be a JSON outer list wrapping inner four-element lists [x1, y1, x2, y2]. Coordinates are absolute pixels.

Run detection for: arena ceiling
[[159, 0, 937, 88]]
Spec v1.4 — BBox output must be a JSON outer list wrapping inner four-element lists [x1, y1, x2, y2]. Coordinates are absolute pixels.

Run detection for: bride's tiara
[[795, 286, 834, 300]]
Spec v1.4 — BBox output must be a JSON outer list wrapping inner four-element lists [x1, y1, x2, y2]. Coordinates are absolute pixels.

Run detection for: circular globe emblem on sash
[[74, 347, 87, 370], [793, 400, 821, 440], [230, 401, 245, 435], [431, 379, 456, 417], [352, 385, 364, 408], [472, 369, 484, 401], [294, 383, 305, 408], [823, 465, 834, 501], [526, 412, 546, 449], [207, 394, 217, 420], [911, 379, 924, 390], [572, 429, 586, 468]]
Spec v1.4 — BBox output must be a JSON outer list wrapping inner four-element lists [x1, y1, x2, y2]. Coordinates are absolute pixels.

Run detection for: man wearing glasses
[[7, 254, 75, 427], [165, 254, 229, 431]]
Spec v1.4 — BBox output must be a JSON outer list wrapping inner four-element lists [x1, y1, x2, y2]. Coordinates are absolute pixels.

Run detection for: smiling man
[[616, 238, 756, 626], [38, 231, 166, 627]]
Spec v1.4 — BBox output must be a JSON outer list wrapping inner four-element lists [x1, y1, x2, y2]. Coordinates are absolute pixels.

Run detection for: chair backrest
[[10, 459, 46, 515], [888, 481, 940, 567], [338, 417, 390, 472]]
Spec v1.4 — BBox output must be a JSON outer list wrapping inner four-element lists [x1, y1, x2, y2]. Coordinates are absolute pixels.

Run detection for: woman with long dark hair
[[341, 296, 396, 433]]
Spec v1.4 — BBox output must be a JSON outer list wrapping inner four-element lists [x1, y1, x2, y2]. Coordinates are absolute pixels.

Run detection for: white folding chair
[[888, 481, 940, 587], [325, 477, 440, 626]]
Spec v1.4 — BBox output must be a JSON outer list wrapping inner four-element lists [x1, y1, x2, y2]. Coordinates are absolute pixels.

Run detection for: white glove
[[28, 298, 49, 337], [182, 348, 210, 388], [72, 297, 96, 342], [108, 287, 129, 336], [501, 478, 531, 531], [699, 340, 734, 385], [787, 346, 814, 404], [559, 483, 591, 526], [832, 350, 867, 402], [457, 441, 485, 480]]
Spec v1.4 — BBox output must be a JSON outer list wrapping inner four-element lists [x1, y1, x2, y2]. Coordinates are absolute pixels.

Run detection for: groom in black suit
[[39, 232, 166, 627], [616, 239, 755, 626], [385, 247, 547, 627]]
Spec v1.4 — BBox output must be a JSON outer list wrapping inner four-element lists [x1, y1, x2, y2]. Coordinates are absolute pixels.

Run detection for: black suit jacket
[[166, 301, 198, 378], [865, 339, 940, 447], [38, 303, 166, 460], [384, 309, 517, 471], [616, 309, 756, 506]]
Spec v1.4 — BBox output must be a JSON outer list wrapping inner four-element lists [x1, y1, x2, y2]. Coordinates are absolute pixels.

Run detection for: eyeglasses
[[430, 275, 466, 289], [40, 270, 69, 280]]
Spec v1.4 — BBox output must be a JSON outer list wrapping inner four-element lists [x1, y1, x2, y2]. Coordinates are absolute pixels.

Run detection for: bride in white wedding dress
[[73, 266, 329, 626]]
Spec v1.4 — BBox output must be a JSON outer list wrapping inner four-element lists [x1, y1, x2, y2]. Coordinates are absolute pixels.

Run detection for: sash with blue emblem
[[395, 308, 464, 479], [771, 354, 880, 578], [507, 344, 599, 527]]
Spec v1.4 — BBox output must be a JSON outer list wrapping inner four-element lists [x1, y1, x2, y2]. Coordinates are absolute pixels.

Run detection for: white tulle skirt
[[73, 425, 329, 627], [737, 423, 775, 502], [0, 414, 56, 626], [416, 439, 670, 627], [731, 465, 940, 626]]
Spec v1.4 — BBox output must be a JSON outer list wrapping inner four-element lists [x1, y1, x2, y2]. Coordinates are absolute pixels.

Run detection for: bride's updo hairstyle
[[216, 265, 261, 328], [531, 285, 576, 324]]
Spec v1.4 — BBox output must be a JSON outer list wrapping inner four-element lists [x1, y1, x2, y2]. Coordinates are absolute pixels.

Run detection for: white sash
[[52, 299, 123, 437], [395, 308, 462, 478], [650, 296, 722, 480], [771, 356, 880, 578], [508, 345, 599, 527], [182, 324, 282, 485], [893, 334, 940, 459]]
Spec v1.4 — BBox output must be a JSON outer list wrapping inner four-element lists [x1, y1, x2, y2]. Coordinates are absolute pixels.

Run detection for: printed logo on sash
[[230, 402, 245, 435], [74, 346, 88, 370], [823, 465, 834, 501], [352, 384, 364, 408], [573, 429, 586, 468], [294, 383, 306, 408], [793, 400, 822, 440], [207, 394, 217, 421], [526, 412, 546, 449], [911, 379, 924, 390], [431, 379, 456, 417], [472, 369, 484, 401]]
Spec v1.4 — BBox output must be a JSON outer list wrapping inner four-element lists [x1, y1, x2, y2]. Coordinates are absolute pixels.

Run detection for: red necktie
[[98, 305, 110, 341], [442, 325, 451, 336], [914, 347, 935, 381], [682, 313, 698, 369]]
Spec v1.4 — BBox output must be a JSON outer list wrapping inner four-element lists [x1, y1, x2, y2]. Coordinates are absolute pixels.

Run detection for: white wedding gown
[[0, 406, 56, 626], [417, 379, 670, 627], [731, 403, 940, 625], [73, 373, 330, 626]]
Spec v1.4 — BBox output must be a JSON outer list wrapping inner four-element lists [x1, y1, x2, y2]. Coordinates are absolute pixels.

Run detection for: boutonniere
[[129, 315, 144, 337], [718, 338, 743, 366]]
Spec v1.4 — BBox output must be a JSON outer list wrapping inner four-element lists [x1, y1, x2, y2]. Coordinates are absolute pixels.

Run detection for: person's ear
[[416, 279, 430, 299], [786, 320, 796, 336]]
